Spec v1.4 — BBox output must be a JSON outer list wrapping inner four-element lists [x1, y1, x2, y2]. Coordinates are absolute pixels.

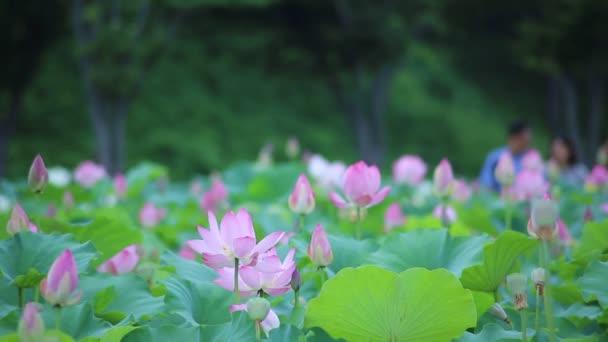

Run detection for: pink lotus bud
[[63, 191, 75, 210], [432, 204, 457, 224], [97, 245, 139, 275], [307, 224, 333, 267], [583, 207, 594, 222], [285, 136, 300, 159], [329, 161, 391, 209], [522, 149, 544, 171], [139, 202, 167, 228], [7, 204, 37, 235], [46, 204, 57, 218], [451, 179, 472, 203], [40, 249, 81, 307], [74, 161, 107, 189], [18, 303, 45, 341], [587, 165, 608, 187], [384, 202, 405, 233], [494, 152, 515, 186], [392, 155, 427, 185], [28, 154, 48, 193], [433, 159, 454, 197], [290, 267, 301, 292], [514, 170, 549, 201], [200, 176, 228, 213], [113, 173, 127, 198], [600, 203, 608, 215], [257, 144, 274, 168], [528, 198, 559, 240], [288, 174, 315, 215], [556, 219, 573, 246]]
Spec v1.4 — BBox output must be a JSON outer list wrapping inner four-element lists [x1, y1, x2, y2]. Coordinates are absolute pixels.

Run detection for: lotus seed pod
[[246, 297, 271, 321]]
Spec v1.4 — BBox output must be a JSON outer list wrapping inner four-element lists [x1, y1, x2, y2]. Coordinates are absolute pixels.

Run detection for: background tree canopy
[[1, 0, 606, 178]]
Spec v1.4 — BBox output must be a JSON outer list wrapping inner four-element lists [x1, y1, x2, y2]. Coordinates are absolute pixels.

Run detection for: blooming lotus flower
[[392, 155, 427, 185], [522, 149, 544, 171], [187, 209, 285, 270], [139, 202, 167, 228], [288, 174, 315, 215], [432, 204, 457, 224], [28, 154, 48, 193], [18, 303, 44, 342], [40, 249, 81, 307], [307, 224, 333, 267], [433, 159, 454, 197], [48, 166, 71, 187], [215, 248, 296, 297], [179, 244, 197, 260], [285, 136, 300, 159], [527, 198, 559, 240], [6, 204, 38, 235], [384, 203, 406, 233], [556, 219, 573, 246], [495, 152, 515, 186], [74, 161, 106, 188], [451, 179, 472, 203], [514, 170, 549, 200], [307, 155, 346, 192], [586, 165, 608, 187], [200, 177, 228, 213], [113, 173, 127, 198], [97, 245, 139, 275], [230, 304, 280, 336], [329, 161, 391, 209]]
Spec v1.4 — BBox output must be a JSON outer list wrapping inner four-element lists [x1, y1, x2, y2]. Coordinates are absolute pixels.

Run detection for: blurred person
[[547, 136, 587, 186], [479, 120, 532, 191]]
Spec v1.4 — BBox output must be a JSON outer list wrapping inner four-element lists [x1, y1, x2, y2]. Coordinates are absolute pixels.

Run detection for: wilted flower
[[285, 136, 300, 159], [40, 249, 81, 307], [6, 204, 38, 235], [515, 170, 549, 201], [506, 273, 528, 311], [451, 179, 472, 203], [329, 161, 391, 209], [187, 209, 285, 270], [488, 303, 511, 328], [97, 245, 140, 275], [139, 202, 167, 228], [495, 152, 515, 186], [74, 161, 106, 188], [433, 159, 454, 197], [18, 303, 45, 342], [230, 304, 280, 336], [200, 176, 228, 213], [432, 204, 457, 224], [28, 154, 48, 193], [392, 155, 427, 185], [384, 202, 406, 233], [528, 198, 559, 240], [48, 166, 71, 187], [522, 149, 544, 171], [307, 224, 333, 267], [531, 268, 546, 296], [288, 174, 315, 215], [113, 173, 127, 198]]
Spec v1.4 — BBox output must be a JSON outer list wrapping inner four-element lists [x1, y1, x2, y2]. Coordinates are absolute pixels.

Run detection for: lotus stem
[[355, 207, 362, 240], [55, 307, 62, 331], [520, 309, 528, 342], [541, 240, 556, 342], [18, 287, 23, 309], [234, 258, 240, 304], [534, 287, 540, 333], [255, 320, 261, 340], [504, 201, 512, 231]]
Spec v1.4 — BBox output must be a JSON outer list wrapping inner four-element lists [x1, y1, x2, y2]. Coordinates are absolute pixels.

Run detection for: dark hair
[[508, 120, 529, 137], [553, 136, 578, 165]]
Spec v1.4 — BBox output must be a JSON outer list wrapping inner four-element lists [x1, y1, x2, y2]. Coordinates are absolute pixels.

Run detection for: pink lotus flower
[[514, 170, 549, 200], [433, 159, 454, 197], [200, 177, 228, 213], [215, 248, 296, 297], [187, 209, 285, 270], [307, 224, 333, 267], [113, 173, 127, 198], [18, 303, 44, 341], [586, 165, 608, 186], [139, 202, 167, 228], [451, 179, 472, 203], [329, 161, 391, 209], [392, 155, 427, 185], [179, 244, 197, 260], [40, 249, 81, 307], [97, 245, 140, 275], [495, 152, 515, 186], [556, 219, 573, 246], [6, 204, 38, 235], [522, 149, 544, 171], [307, 155, 346, 192], [230, 304, 280, 336], [28, 154, 48, 193], [288, 174, 315, 215], [74, 161, 107, 188], [601, 203, 608, 215], [432, 205, 457, 224], [384, 203, 406, 233]]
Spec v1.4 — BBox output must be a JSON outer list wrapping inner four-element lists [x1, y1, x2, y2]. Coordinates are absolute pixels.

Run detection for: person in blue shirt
[[479, 120, 532, 191]]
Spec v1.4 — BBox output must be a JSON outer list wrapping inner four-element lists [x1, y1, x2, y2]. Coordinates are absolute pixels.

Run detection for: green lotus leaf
[[577, 261, 608, 308]]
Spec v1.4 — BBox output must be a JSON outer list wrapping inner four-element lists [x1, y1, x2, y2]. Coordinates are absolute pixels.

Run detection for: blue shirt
[[479, 147, 525, 192]]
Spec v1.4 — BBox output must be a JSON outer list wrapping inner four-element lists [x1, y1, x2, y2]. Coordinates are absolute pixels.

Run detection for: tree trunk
[[112, 99, 128, 173], [559, 75, 586, 164], [547, 75, 561, 135], [369, 64, 397, 165], [0, 91, 22, 177], [588, 75, 604, 165]]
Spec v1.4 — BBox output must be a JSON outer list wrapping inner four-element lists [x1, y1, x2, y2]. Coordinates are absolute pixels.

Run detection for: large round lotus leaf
[[305, 265, 476, 342], [367, 229, 490, 277], [577, 260, 608, 308]]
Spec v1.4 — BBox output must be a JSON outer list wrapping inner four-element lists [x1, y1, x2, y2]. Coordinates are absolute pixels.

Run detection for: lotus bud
[[506, 273, 528, 311], [7, 204, 34, 235], [433, 159, 454, 197], [495, 152, 515, 186], [307, 224, 333, 267], [528, 199, 559, 240], [285, 136, 300, 159], [28, 154, 48, 193], [531, 268, 546, 297], [63, 191, 74, 210], [583, 207, 594, 222], [290, 267, 301, 292], [18, 303, 45, 342], [488, 303, 511, 328], [40, 249, 81, 307], [246, 297, 271, 321], [113, 173, 127, 198], [288, 174, 315, 215]]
